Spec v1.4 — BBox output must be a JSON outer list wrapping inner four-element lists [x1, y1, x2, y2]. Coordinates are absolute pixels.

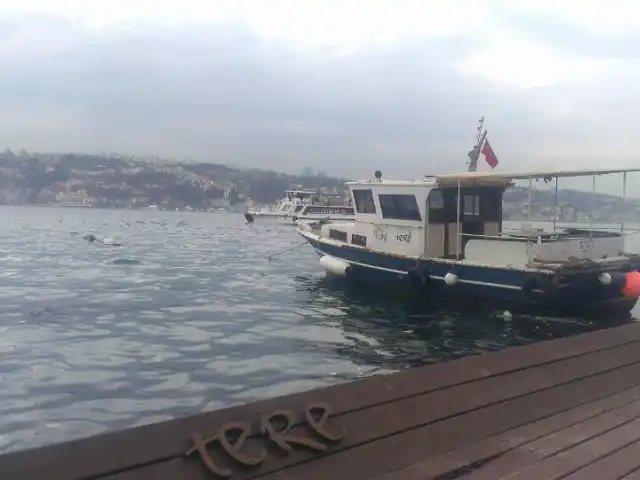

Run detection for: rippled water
[[0, 206, 637, 453]]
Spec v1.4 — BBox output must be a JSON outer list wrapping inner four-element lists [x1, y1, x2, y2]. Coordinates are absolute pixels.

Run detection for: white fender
[[319, 255, 351, 277], [444, 272, 458, 286]]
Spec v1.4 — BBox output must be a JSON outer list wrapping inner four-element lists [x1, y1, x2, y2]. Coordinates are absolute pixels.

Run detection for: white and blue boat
[[296, 166, 640, 317], [247, 190, 354, 222]]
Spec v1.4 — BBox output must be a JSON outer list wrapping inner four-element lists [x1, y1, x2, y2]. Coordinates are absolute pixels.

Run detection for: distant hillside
[[0, 150, 349, 211], [0, 149, 637, 221], [503, 185, 639, 223]]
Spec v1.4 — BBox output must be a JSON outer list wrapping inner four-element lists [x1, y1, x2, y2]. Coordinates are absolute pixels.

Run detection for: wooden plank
[[3, 322, 639, 480], [498, 418, 640, 479], [372, 383, 640, 479], [257, 359, 640, 480], [456, 400, 640, 479], [623, 469, 640, 479], [106, 339, 640, 480], [563, 439, 640, 480]]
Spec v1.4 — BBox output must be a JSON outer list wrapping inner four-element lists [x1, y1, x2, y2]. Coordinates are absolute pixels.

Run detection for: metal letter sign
[[185, 402, 345, 477]]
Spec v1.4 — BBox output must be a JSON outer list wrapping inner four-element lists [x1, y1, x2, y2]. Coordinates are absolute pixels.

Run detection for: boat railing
[[459, 232, 547, 243], [459, 226, 627, 246]]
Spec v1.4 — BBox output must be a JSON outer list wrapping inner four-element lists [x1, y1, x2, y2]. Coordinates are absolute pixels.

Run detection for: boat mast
[[467, 117, 488, 172]]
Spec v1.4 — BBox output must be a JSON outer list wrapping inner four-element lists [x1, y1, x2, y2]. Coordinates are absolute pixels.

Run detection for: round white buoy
[[598, 272, 612, 286], [444, 272, 458, 286]]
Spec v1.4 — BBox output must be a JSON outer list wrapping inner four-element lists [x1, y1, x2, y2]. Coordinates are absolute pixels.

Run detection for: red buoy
[[622, 271, 640, 297]]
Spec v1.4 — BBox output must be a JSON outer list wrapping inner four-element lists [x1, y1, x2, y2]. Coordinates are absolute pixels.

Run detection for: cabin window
[[429, 190, 444, 210], [482, 190, 502, 221], [378, 194, 422, 221], [351, 234, 367, 247], [353, 189, 376, 214], [463, 194, 480, 216], [329, 229, 348, 242], [427, 189, 449, 223]]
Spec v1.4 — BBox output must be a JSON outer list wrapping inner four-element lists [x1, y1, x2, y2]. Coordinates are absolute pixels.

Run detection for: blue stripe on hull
[[308, 239, 416, 272], [306, 238, 638, 318]]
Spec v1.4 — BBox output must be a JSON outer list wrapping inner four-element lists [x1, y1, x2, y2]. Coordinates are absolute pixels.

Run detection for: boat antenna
[[467, 117, 487, 172]]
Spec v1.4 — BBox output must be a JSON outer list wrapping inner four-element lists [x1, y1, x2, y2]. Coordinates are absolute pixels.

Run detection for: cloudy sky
[[0, 0, 638, 186]]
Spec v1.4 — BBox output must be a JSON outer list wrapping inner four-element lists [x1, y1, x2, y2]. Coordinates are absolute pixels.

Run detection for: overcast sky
[[0, 0, 639, 191]]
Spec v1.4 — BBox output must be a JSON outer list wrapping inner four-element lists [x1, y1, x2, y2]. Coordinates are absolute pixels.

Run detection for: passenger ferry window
[[353, 189, 376, 214], [378, 194, 422, 221]]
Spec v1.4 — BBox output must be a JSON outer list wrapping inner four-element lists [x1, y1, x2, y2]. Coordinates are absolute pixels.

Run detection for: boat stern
[[535, 258, 640, 316]]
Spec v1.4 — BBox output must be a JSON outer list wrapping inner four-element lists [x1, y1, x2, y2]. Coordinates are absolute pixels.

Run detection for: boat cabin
[[333, 173, 511, 260], [285, 190, 316, 201], [269, 190, 314, 214], [423, 173, 509, 258]]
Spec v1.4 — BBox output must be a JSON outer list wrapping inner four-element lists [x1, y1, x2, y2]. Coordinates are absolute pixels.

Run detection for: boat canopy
[[434, 167, 640, 187]]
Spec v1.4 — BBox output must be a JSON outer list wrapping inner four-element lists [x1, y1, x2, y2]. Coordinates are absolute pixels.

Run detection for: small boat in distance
[[295, 119, 640, 317], [247, 189, 354, 222], [49, 189, 92, 207]]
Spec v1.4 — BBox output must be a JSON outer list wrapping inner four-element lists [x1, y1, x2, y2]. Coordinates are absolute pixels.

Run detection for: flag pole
[[622, 172, 627, 237], [552, 176, 559, 232], [467, 117, 487, 172]]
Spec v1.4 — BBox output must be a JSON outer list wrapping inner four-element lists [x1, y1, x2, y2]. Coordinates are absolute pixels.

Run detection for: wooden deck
[[4, 322, 640, 479]]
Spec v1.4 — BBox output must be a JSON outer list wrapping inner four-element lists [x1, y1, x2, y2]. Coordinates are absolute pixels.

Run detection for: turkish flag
[[481, 139, 499, 169]]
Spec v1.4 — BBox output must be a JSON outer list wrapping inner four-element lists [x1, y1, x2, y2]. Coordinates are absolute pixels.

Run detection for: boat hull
[[303, 235, 639, 318]]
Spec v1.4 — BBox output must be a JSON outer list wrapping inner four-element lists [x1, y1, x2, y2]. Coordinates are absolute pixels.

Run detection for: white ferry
[[246, 190, 354, 222], [49, 190, 92, 207]]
